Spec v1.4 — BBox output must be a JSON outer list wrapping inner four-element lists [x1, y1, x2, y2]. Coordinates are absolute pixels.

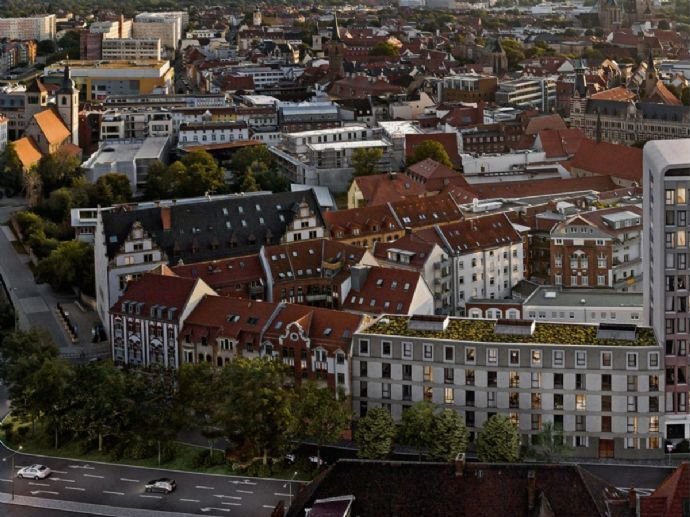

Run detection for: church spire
[[332, 11, 342, 43]]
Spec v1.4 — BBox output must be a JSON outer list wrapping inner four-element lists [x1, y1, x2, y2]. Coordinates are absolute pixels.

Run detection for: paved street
[[0, 502, 90, 516], [0, 442, 303, 516]]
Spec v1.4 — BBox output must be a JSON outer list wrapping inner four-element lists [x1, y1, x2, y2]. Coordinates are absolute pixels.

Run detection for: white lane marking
[[65, 486, 86, 491], [214, 494, 242, 499], [52, 477, 75, 483], [236, 489, 253, 494], [120, 478, 140, 483], [180, 498, 201, 503], [201, 508, 230, 513], [140, 494, 162, 499], [263, 505, 275, 509], [84, 474, 104, 479], [28, 481, 50, 487], [242, 480, 256, 485], [229, 479, 257, 485], [52, 470, 68, 474], [196, 485, 215, 490], [0, 478, 12, 482], [222, 502, 242, 506], [103, 490, 124, 496], [274, 492, 291, 497], [68, 464, 95, 470], [30, 490, 59, 495]]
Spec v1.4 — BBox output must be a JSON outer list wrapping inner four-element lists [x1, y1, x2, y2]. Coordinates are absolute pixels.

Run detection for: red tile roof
[[112, 273, 205, 320], [406, 158, 458, 182], [171, 255, 264, 296], [415, 213, 522, 254], [524, 113, 566, 135], [537, 128, 586, 158], [468, 175, 618, 200], [325, 204, 402, 238], [353, 172, 425, 206], [13, 137, 42, 170], [342, 266, 424, 315], [373, 233, 438, 268], [405, 133, 460, 166], [590, 86, 636, 102], [640, 463, 690, 517], [391, 192, 462, 228], [568, 138, 642, 183]]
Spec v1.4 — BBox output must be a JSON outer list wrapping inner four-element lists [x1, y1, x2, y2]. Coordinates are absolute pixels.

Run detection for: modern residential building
[[644, 139, 690, 442], [495, 77, 557, 111], [99, 108, 174, 141], [178, 121, 249, 147], [437, 74, 498, 103], [0, 15, 56, 41], [101, 38, 162, 61], [353, 314, 663, 459]]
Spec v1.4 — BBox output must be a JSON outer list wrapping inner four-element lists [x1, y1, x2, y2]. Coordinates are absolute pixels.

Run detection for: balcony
[[283, 357, 295, 367], [314, 360, 328, 371]]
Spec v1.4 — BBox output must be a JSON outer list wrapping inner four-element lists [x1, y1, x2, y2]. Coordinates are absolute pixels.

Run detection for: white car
[[17, 464, 51, 480], [145, 478, 176, 494]]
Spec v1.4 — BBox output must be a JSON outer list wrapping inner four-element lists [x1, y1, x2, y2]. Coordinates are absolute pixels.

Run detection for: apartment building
[[0, 15, 56, 41], [100, 109, 173, 140], [101, 38, 161, 61], [437, 74, 498, 103], [549, 206, 643, 289], [644, 139, 690, 442], [495, 77, 557, 111], [353, 314, 663, 459], [178, 121, 249, 147]]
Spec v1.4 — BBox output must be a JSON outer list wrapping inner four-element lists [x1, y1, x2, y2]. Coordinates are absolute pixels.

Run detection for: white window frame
[[465, 346, 476, 365], [601, 351, 613, 370], [509, 349, 520, 366], [487, 348, 498, 365], [575, 350, 587, 369], [381, 340, 392, 358], [402, 342, 413, 359], [648, 352, 660, 369], [531, 349, 542, 367], [423, 343, 434, 361], [359, 339, 369, 356], [626, 352, 638, 370], [552, 350, 564, 368]]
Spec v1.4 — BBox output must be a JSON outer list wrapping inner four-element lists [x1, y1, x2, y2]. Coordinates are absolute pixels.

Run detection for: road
[[0, 442, 302, 516]]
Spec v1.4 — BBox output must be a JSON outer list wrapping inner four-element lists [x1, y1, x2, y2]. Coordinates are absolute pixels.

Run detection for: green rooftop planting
[[363, 316, 657, 347]]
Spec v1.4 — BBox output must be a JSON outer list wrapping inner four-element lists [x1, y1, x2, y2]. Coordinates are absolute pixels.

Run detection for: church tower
[[57, 63, 79, 146], [24, 78, 48, 122], [642, 50, 658, 100], [573, 59, 588, 98], [327, 12, 345, 81], [489, 38, 508, 75]]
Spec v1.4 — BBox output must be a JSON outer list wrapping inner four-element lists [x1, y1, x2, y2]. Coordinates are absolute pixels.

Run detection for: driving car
[[145, 478, 177, 494], [17, 464, 51, 480]]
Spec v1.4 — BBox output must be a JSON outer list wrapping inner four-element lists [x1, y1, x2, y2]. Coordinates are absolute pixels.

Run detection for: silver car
[[17, 464, 51, 480], [145, 478, 176, 494]]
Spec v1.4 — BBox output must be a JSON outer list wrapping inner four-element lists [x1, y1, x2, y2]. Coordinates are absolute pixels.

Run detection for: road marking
[[52, 470, 68, 474], [0, 478, 12, 483], [263, 505, 275, 509], [103, 490, 124, 496], [120, 478, 140, 483], [65, 487, 85, 491], [52, 477, 75, 483], [236, 489, 253, 494], [201, 508, 230, 513], [214, 495, 242, 499], [140, 494, 162, 499], [179, 498, 201, 503], [69, 464, 95, 470], [28, 481, 50, 487], [196, 485, 215, 490], [222, 502, 242, 506], [242, 480, 257, 485], [274, 492, 291, 497], [84, 474, 104, 479], [30, 490, 59, 495]]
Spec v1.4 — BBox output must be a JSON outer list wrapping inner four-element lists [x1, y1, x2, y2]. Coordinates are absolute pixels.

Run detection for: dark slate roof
[[102, 191, 325, 265], [586, 99, 690, 121]]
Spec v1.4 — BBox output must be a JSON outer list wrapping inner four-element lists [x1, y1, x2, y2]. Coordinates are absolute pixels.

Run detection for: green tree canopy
[[500, 39, 526, 70], [0, 141, 25, 196], [355, 407, 396, 459], [37, 240, 94, 294], [398, 401, 435, 460], [292, 382, 351, 461], [92, 173, 133, 206], [240, 166, 260, 192], [429, 409, 469, 462], [36, 150, 83, 196], [143, 160, 171, 200], [527, 422, 572, 462], [407, 140, 453, 168], [230, 145, 275, 175], [369, 41, 399, 57], [351, 147, 384, 178], [476, 414, 521, 463]]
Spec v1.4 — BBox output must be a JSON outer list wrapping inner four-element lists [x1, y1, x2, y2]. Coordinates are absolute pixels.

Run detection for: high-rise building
[[644, 140, 690, 442], [0, 15, 56, 41]]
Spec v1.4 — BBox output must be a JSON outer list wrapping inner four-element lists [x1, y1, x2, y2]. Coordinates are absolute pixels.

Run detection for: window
[[602, 394, 612, 412], [381, 341, 392, 357], [552, 350, 564, 368], [382, 383, 391, 399], [553, 373, 563, 389], [531, 392, 541, 410], [465, 347, 476, 364], [487, 348, 498, 364], [424, 366, 433, 383], [576, 374, 585, 390], [509, 392, 519, 408], [601, 351, 612, 369], [576, 415, 586, 432], [649, 352, 660, 369], [444, 388, 454, 404], [627, 375, 638, 392], [360, 361, 367, 377], [531, 414, 542, 431], [487, 371, 497, 387], [554, 393, 564, 410], [575, 351, 587, 368], [531, 372, 541, 388], [627, 416, 638, 433], [465, 369, 475, 386], [627, 353, 638, 370], [531, 350, 542, 367], [359, 339, 369, 355], [382, 363, 391, 379], [509, 371, 520, 388], [601, 416, 612, 433], [509, 350, 519, 366], [650, 375, 659, 391], [359, 381, 368, 398], [402, 384, 412, 401], [487, 391, 497, 408], [650, 396, 659, 412], [403, 342, 412, 359], [403, 364, 412, 381], [576, 394, 586, 410], [627, 395, 638, 411], [602, 374, 612, 391], [650, 415, 660, 432], [444, 346, 454, 362], [423, 344, 433, 361], [444, 368, 454, 384], [466, 391, 475, 407]]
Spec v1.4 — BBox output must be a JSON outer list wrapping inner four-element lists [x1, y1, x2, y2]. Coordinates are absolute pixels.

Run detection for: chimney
[[161, 206, 172, 231], [350, 265, 370, 292], [454, 452, 466, 477], [527, 470, 536, 511]]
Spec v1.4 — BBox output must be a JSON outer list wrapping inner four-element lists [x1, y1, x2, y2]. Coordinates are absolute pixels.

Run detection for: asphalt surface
[[0, 502, 90, 516], [0, 443, 302, 516]]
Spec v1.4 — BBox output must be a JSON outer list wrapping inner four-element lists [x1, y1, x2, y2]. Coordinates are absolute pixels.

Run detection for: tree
[[37, 240, 94, 293], [369, 41, 399, 57], [217, 357, 295, 465], [0, 141, 25, 196], [143, 160, 172, 200], [37, 39, 57, 56], [292, 382, 351, 462], [407, 140, 453, 168], [500, 39, 526, 70], [476, 414, 521, 463], [355, 407, 396, 459], [398, 401, 435, 460], [429, 409, 469, 462], [29, 357, 74, 448], [230, 145, 275, 176], [241, 166, 260, 192], [255, 168, 290, 193], [92, 173, 133, 206], [351, 147, 384, 178], [527, 422, 572, 462], [36, 150, 83, 196]]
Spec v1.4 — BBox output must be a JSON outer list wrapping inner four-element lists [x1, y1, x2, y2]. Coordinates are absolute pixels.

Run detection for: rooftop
[[83, 137, 169, 168], [361, 315, 656, 347], [524, 287, 643, 309]]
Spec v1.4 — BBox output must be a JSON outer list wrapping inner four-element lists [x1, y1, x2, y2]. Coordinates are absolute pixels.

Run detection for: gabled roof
[[171, 254, 264, 296], [324, 204, 402, 237], [32, 108, 70, 145], [373, 233, 438, 268], [183, 295, 278, 341], [468, 175, 617, 201], [406, 158, 458, 181], [568, 138, 642, 183], [102, 190, 325, 264], [342, 266, 424, 315], [111, 273, 205, 320], [536, 128, 585, 158], [640, 463, 690, 517], [589, 86, 636, 102], [524, 113, 566, 135], [12, 137, 43, 170], [353, 172, 425, 207], [391, 192, 462, 228]]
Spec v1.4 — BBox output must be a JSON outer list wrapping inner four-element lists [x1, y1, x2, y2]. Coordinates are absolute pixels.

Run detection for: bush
[[191, 448, 226, 468], [16, 426, 30, 440], [1, 421, 14, 443], [246, 460, 272, 478]]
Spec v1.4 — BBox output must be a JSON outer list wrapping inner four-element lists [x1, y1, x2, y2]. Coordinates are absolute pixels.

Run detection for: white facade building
[[0, 15, 56, 41], [178, 121, 249, 147], [101, 38, 161, 61]]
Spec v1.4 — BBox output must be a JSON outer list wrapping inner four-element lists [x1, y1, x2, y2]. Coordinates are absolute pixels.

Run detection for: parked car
[[17, 465, 51, 480], [145, 478, 176, 494]]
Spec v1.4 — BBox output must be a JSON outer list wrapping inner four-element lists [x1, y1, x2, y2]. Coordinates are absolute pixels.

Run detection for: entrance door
[[598, 439, 614, 459]]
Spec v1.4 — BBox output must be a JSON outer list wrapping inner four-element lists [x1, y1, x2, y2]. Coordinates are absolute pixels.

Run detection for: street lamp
[[283, 471, 298, 509], [3, 445, 23, 500]]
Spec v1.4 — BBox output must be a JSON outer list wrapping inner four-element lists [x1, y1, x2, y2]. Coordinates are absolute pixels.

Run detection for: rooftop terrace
[[361, 315, 657, 347]]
